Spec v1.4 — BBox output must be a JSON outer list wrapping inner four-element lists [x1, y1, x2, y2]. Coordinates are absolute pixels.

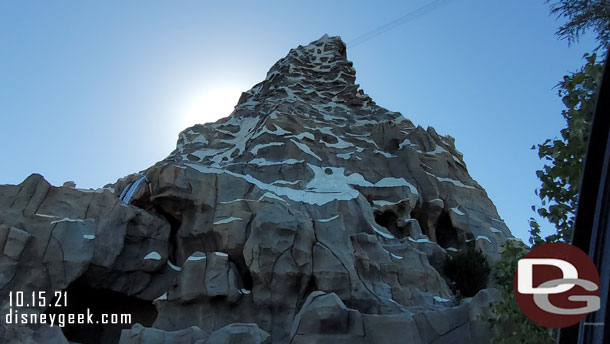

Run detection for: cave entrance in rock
[[374, 210, 399, 234], [45, 278, 158, 344], [435, 212, 459, 249]]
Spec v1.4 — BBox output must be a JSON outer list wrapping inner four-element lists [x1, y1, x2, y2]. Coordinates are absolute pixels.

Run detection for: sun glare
[[184, 86, 244, 126]]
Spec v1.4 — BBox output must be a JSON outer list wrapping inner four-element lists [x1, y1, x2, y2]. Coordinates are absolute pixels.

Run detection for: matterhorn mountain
[[0, 35, 514, 343]]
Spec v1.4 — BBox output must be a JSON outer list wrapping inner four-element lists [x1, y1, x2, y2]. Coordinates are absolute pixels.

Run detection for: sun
[[184, 86, 244, 126]]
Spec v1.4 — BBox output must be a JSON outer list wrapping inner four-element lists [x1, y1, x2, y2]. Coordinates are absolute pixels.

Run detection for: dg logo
[[514, 242, 601, 328]]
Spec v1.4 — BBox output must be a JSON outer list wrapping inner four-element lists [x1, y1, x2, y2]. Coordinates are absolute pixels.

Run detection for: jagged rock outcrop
[[0, 35, 514, 343]]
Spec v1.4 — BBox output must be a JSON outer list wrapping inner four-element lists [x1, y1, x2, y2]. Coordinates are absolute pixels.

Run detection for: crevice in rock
[[46, 277, 157, 344], [239, 263, 254, 290], [464, 232, 475, 248], [152, 206, 182, 264], [296, 275, 317, 312]]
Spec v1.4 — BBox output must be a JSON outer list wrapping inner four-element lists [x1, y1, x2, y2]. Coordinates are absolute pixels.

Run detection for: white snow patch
[[336, 152, 353, 160], [433, 296, 451, 303], [76, 188, 107, 193], [300, 127, 354, 149], [240, 289, 251, 295], [450, 207, 465, 216], [290, 139, 322, 161], [374, 150, 397, 158], [424, 171, 475, 189], [215, 252, 229, 257], [425, 145, 448, 155], [167, 260, 182, 271], [189, 149, 222, 160], [317, 215, 339, 223], [349, 136, 379, 148], [289, 132, 315, 141], [187, 252, 207, 261], [373, 178, 418, 194], [144, 251, 162, 260], [391, 253, 404, 260], [219, 198, 258, 204], [211, 116, 261, 164], [50, 218, 84, 225], [258, 192, 286, 203], [387, 298, 401, 306], [184, 163, 416, 206], [373, 199, 409, 207], [476, 235, 493, 243], [214, 217, 243, 225], [248, 158, 302, 166], [445, 247, 458, 252], [372, 225, 395, 239], [189, 135, 209, 145], [83, 235, 95, 240], [408, 237, 432, 243], [399, 138, 417, 149], [352, 119, 379, 127], [271, 179, 301, 186], [250, 142, 284, 155], [322, 139, 354, 149], [35, 213, 56, 218], [453, 156, 464, 165], [345, 132, 371, 138], [154, 292, 168, 301], [490, 227, 502, 233]]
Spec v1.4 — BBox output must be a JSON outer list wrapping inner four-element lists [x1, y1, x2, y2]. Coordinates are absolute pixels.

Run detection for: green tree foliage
[[489, 242, 556, 344], [443, 248, 490, 297], [547, 0, 610, 50], [529, 54, 604, 245]]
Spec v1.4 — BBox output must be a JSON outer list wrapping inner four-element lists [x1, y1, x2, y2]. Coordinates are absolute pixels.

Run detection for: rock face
[[0, 35, 512, 343]]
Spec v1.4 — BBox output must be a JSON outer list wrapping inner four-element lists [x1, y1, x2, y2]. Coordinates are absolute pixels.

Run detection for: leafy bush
[[443, 248, 490, 297], [489, 241, 556, 344]]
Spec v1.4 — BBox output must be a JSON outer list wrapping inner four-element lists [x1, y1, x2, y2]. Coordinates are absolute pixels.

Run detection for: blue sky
[[0, 1, 597, 242]]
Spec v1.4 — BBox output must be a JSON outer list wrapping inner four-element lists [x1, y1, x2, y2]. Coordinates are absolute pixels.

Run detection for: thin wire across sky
[[348, 0, 454, 48]]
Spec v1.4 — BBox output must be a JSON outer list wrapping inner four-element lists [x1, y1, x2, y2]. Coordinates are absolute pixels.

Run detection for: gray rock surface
[[0, 35, 511, 343], [206, 323, 270, 344], [119, 323, 209, 344]]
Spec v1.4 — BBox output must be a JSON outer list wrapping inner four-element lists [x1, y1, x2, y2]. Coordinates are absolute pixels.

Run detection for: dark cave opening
[[435, 212, 459, 249], [374, 209, 413, 239], [45, 279, 157, 344], [386, 138, 400, 152], [374, 210, 397, 229]]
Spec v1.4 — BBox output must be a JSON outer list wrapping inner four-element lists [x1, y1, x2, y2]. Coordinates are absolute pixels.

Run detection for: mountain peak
[[0, 35, 515, 344], [235, 34, 369, 110]]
